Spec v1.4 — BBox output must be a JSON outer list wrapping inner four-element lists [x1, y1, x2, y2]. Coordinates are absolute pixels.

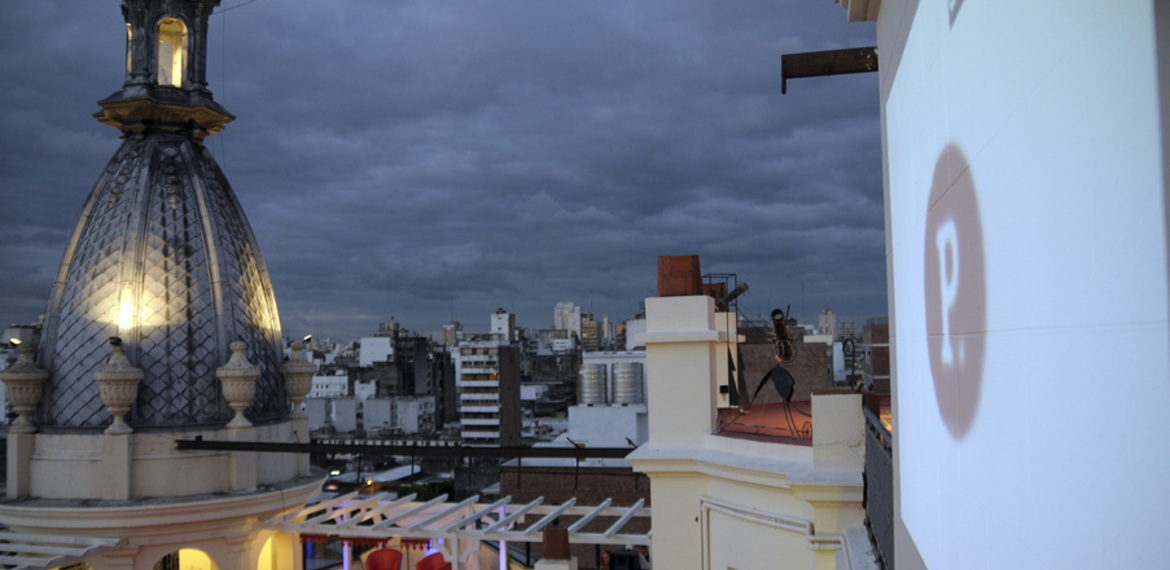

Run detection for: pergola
[[265, 492, 651, 569]]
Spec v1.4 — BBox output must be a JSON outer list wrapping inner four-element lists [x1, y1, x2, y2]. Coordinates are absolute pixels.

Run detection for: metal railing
[[714, 401, 813, 443], [863, 406, 893, 569]]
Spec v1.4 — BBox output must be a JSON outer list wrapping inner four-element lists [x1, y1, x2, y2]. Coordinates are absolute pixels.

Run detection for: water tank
[[612, 362, 644, 404], [578, 364, 607, 405]]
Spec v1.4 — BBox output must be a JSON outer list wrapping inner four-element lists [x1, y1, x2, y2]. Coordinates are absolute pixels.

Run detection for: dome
[[36, 132, 287, 431]]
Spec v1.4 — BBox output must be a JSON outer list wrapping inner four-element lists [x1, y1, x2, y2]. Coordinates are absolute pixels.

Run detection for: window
[[125, 23, 133, 78], [156, 17, 187, 87]]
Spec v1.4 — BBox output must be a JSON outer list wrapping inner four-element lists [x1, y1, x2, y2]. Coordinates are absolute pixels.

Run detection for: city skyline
[[0, 1, 884, 342]]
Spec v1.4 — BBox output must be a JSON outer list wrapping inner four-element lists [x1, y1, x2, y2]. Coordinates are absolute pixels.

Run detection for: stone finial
[[217, 340, 260, 429], [281, 340, 315, 420], [93, 337, 144, 435], [1, 344, 48, 433]]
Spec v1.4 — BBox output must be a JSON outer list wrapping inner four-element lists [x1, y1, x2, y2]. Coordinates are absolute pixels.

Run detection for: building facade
[[457, 337, 521, 446]]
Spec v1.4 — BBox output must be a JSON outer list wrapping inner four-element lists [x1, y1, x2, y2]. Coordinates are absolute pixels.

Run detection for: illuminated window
[[125, 23, 133, 78], [156, 17, 187, 87], [152, 549, 218, 570]]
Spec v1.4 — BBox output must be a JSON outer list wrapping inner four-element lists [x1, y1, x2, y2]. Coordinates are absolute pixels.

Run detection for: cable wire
[[216, 0, 266, 15]]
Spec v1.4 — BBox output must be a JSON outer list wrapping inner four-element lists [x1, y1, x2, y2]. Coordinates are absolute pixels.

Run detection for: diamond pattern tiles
[[196, 146, 287, 423], [40, 143, 141, 429], [132, 142, 226, 427], [37, 134, 287, 430]]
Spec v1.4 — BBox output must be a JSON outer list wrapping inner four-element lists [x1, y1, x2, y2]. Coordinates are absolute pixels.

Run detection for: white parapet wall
[[629, 294, 874, 570]]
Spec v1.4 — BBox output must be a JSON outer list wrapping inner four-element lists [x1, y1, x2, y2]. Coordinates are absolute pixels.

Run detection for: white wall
[[306, 399, 327, 430], [364, 399, 393, 430], [624, 318, 647, 350], [353, 380, 376, 401], [520, 384, 550, 401], [397, 397, 434, 434], [358, 336, 392, 368], [832, 341, 846, 383], [881, 1, 1170, 567], [331, 399, 358, 433], [551, 337, 575, 353], [308, 374, 346, 399], [567, 404, 648, 447]]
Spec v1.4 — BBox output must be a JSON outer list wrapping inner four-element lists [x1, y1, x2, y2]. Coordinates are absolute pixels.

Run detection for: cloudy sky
[[0, 1, 883, 342]]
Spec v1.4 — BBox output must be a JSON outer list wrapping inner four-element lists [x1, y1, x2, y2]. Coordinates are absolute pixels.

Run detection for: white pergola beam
[[335, 493, 416, 529], [567, 498, 613, 533], [371, 494, 449, 530], [523, 499, 577, 535], [281, 491, 360, 522], [483, 497, 544, 533], [604, 498, 645, 537], [406, 495, 480, 531], [443, 496, 512, 532]]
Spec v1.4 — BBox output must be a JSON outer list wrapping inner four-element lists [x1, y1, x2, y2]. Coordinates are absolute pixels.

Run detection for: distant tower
[[38, 0, 286, 431], [0, 3, 318, 568], [491, 307, 516, 342], [818, 309, 837, 339], [554, 301, 582, 338]]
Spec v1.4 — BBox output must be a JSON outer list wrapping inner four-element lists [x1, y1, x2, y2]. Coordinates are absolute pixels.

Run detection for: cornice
[[629, 446, 861, 492], [0, 477, 324, 532]]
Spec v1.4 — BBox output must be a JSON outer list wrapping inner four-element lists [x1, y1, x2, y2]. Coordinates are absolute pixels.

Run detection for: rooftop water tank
[[612, 362, 644, 404], [578, 364, 607, 405]]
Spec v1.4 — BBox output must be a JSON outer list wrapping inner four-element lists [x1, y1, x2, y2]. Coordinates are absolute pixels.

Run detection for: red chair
[[366, 548, 403, 570], [416, 551, 452, 570]]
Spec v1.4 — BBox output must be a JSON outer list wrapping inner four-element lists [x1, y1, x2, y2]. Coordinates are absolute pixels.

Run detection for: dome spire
[[94, 0, 233, 139]]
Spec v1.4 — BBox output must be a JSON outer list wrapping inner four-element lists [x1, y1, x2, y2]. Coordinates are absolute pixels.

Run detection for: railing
[[863, 406, 893, 569], [714, 401, 813, 444]]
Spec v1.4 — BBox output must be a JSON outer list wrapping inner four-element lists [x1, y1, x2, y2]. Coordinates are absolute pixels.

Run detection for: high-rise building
[[441, 321, 462, 347], [456, 337, 520, 446], [553, 301, 582, 338], [490, 307, 516, 342], [817, 308, 837, 339], [580, 319, 601, 352], [837, 319, 858, 341]]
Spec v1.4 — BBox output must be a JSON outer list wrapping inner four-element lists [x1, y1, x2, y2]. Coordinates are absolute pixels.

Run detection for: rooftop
[[715, 394, 891, 444]]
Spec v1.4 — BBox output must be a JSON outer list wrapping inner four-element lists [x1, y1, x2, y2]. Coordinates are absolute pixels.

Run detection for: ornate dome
[[37, 134, 287, 431], [35, 0, 287, 432]]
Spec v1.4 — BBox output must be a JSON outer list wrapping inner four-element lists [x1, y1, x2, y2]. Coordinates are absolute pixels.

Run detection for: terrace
[[266, 491, 650, 570]]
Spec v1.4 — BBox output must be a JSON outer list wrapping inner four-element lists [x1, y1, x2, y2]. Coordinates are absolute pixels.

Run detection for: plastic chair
[[366, 548, 403, 570], [416, 551, 452, 570]]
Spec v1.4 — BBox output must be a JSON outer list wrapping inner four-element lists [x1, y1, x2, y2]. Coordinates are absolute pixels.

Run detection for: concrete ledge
[[629, 446, 859, 489], [0, 475, 325, 531], [638, 330, 723, 344]]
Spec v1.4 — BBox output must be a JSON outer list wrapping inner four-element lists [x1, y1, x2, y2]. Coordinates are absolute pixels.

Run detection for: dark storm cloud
[[0, 0, 883, 341]]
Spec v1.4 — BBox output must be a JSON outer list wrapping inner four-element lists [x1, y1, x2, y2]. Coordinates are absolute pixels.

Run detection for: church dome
[[37, 132, 288, 431], [33, 0, 289, 432]]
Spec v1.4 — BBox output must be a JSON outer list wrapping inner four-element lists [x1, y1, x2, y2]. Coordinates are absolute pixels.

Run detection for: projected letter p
[[924, 143, 986, 440], [936, 219, 959, 365]]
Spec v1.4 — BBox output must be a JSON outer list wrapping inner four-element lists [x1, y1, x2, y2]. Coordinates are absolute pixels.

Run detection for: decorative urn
[[0, 344, 48, 433], [281, 340, 315, 420], [217, 341, 260, 428], [93, 337, 144, 435]]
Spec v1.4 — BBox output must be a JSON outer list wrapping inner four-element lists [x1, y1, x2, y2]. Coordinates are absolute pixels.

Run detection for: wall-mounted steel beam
[[174, 438, 634, 459], [781, 47, 878, 94]]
